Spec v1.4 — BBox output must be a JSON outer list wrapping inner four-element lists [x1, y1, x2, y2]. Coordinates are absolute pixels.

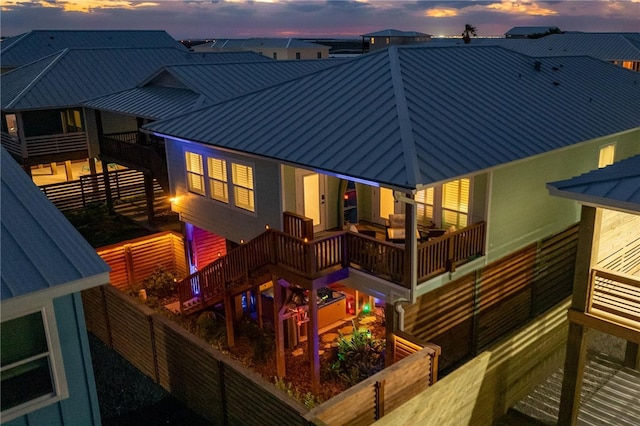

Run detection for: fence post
[[375, 380, 385, 420], [124, 244, 136, 290], [80, 175, 86, 207]]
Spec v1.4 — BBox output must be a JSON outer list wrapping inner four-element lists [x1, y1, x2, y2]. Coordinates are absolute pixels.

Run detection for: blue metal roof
[[202, 38, 330, 49], [547, 155, 640, 214], [1, 147, 110, 303], [0, 30, 186, 69], [82, 59, 346, 119], [505, 27, 559, 37], [144, 45, 640, 191], [1, 48, 269, 111]]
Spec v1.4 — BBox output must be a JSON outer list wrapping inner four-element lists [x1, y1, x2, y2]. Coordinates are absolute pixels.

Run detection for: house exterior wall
[[166, 139, 282, 243], [487, 130, 640, 263], [4, 293, 101, 426]]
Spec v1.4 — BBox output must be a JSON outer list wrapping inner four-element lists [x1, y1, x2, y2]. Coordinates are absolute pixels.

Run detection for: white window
[[598, 143, 615, 168], [208, 157, 228, 203], [1, 305, 68, 422], [232, 163, 255, 212], [415, 177, 471, 229], [185, 152, 205, 195]]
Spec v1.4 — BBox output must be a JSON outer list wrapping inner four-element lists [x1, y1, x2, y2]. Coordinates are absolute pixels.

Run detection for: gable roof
[[0, 29, 186, 69], [82, 59, 346, 119], [1, 147, 110, 308], [1, 48, 269, 111], [547, 155, 640, 214], [362, 29, 431, 38], [144, 45, 640, 191]]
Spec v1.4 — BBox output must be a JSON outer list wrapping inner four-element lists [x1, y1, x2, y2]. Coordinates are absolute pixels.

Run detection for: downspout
[[394, 299, 407, 331]]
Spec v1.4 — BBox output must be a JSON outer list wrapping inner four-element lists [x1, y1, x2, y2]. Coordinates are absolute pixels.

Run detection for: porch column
[[385, 302, 398, 366], [101, 159, 114, 212], [558, 205, 601, 426], [144, 172, 155, 225], [273, 276, 286, 378], [624, 342, 640, 370], [307, 287, 320, 394], [16, 112, 28, 161], [403, 193, 418, 290], [64, 160, 74, 181]]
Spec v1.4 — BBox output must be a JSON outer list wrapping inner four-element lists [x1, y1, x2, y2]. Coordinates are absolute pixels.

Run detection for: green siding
[[487, 131, 640, 262]]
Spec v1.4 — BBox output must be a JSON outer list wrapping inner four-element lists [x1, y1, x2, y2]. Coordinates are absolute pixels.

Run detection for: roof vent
[[534, 61, 542, 71]]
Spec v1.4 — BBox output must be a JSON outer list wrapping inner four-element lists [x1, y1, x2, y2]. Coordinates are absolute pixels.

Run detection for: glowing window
[[371, 37, 375, 45], [415, 187, 434, 224], [598, 144, 615, 168], [185, 152, 205, 195], [207, 157, 228, 203], [232, 163, 255, 212], [442, 178, 470, 229]]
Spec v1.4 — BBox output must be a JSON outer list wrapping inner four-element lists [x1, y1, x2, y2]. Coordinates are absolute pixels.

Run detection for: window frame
[[185, 151, 205, 196], [231, 161, 256, 213], [1, 301, 68, 422], [415, 177, 472, 229], [598, 143, 615, 168]]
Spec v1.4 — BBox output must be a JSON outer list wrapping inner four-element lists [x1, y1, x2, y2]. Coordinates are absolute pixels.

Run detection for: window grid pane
[[185, 152, 205, 195], [442, 178, 470, 229], [232, 163, 255, 212], [415, 188, 434, 223], [208, 157, 229, 203]]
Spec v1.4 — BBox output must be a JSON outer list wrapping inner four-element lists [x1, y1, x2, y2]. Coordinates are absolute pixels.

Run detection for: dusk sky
[[1, 1, 639, 40]]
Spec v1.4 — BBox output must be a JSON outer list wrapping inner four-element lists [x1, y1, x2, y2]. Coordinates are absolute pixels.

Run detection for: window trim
[[185, 151, 205, 196], [415, 177, 472, 229], [1, 301, 68, 422]]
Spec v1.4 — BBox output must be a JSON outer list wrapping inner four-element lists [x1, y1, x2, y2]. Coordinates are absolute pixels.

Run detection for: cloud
[[425, 8, 458, 18], [485, 1, 557, 16]]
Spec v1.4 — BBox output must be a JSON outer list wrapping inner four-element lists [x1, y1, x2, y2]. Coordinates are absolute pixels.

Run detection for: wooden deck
[[175, 215, 487, 315]]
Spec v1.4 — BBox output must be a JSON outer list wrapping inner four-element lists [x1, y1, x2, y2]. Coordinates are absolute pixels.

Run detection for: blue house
[[1, 147, 110, 425]]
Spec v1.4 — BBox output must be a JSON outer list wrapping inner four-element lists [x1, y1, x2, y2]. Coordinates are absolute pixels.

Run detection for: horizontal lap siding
[[223, 367, 308, 426], [129, 236, 179, 283], [152, 317, 224, 424], [194, 226, 227, 268], [98, 246, 130, 291], [382, 354, 432, 415], [104, 288, 157, 379]]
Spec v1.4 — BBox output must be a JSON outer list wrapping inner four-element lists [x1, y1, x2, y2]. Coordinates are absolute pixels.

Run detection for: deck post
[[144, 172, 155, 225], [558, 205, 600, 426], [273, 276, 286, 378], [224, 292, 235, 348], [624, 342, 640, 370], [308, 287, 320, 394], [385, 302, 397, 366]]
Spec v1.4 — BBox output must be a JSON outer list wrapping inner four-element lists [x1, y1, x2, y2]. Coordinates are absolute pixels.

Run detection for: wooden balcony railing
[[99, 132, 151, 169], [176, 221, 487, 314], [588, 267, 640, 327], [282, 211, 314, 240], [24, 132, 86, 156]]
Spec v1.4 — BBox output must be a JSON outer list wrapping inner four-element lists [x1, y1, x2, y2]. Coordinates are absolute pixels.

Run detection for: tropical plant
[[462, 24, 477, 44], [142, 266, 177, 299], [327, 321, 385, 386]]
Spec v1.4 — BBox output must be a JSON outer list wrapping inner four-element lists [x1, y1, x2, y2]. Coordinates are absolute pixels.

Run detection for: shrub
[[142, 266, 176, 299], [196, 311, 226, 343]]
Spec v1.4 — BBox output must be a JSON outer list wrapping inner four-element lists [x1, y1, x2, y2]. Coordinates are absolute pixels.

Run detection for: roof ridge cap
[[5, 49, 68, 110], [388, 46, 421, 189]]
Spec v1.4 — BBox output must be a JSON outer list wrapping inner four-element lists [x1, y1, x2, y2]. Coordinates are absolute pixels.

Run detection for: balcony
[[177, 214, 486, 315]]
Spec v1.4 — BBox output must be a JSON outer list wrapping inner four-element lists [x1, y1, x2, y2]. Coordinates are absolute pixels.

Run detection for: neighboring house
[[0, 47, 270, 181], [361, 29, 431, 52], [143, 45, 640, 389], [429, 32, 640, 71], [547, 154, 640, 425], [1, 146, 111, 425], [505, 26, 560, 38], [0, 29, 187, 73], [80, 58, 345, 224], [191, 38, 331, 60]]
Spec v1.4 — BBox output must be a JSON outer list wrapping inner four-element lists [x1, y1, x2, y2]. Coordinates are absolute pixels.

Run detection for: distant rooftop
[[0, 29, 186, 69], [505, 26, 560, 37], [200, 38, 329, 50], [361, 29, 431, 38]]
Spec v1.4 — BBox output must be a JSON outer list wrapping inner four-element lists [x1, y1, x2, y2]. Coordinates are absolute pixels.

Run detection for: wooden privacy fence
[[83, 284, 441, 426], [305, 341, 440, 425], [403, 224, 579, 373], [39, 168, 164, 212], [96, 231, 188, 292]]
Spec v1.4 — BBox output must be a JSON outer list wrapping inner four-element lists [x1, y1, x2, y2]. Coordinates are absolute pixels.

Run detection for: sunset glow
[[486, 1, 557, 16], [426, 8, 458, 18]]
